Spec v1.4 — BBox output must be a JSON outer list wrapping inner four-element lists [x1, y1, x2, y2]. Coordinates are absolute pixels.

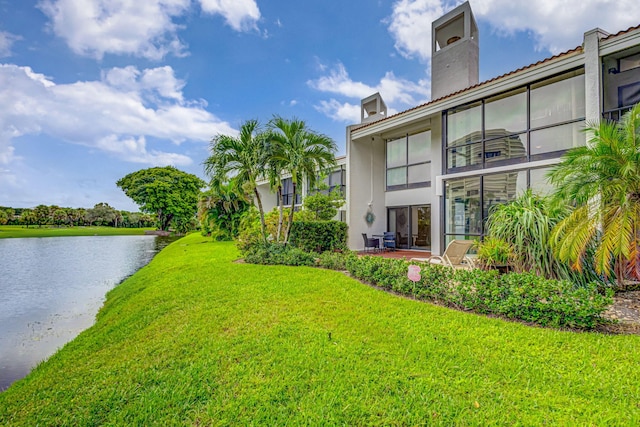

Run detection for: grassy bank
[[0, 225, 154, 238], [1, 233, 639, 425]]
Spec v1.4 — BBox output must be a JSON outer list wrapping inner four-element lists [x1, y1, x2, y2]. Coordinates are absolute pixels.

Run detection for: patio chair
[[383, 231, 396, 251], [362, 233, 380, 253], [410, 239, 476, 269]]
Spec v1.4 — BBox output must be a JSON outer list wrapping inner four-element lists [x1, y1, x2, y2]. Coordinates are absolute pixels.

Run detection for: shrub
[[317, 250, 352, 270], [243, 242, 316, 266], [344, 255, 612, 330], [289, 220, 348, 253]]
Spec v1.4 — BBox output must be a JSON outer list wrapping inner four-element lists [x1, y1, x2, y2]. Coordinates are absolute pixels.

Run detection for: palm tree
[[268, 116, 337, 243], [198, 179, 250, 240], [203, 119, 270, 242], [548, 103, 640, 284]]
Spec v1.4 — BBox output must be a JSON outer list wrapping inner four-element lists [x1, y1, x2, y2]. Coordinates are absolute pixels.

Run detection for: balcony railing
[[603, 106, 633, 122]]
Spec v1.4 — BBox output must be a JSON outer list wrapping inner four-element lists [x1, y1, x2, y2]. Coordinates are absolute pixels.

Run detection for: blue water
[[0, 235, 172, 391]]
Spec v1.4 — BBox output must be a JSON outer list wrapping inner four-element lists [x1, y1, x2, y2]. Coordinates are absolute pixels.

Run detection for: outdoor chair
[[362, 233, 380, 253], [383, 231, 396, 251], [410, 239, 476, 270], [396, 231, 408, 247]]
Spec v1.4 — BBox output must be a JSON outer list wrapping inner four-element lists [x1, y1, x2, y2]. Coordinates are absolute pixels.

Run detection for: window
[[529, 167, 554, 195], [445, 177, 481, 237], [312, 166, 346, 197], [279, 177, 301, 206], [444, 171, 526, 243], [530, 71, 585, 129], [619, 52, 640, 73], [445, 70, 585, 172], [386, 130, 431, 190]]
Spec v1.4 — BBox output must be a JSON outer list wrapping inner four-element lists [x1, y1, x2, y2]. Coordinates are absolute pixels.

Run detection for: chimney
[[431, 1, 479, 100]]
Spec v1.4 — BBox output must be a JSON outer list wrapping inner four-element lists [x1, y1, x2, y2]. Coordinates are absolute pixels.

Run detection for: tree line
[[0, 203, 156, 228]]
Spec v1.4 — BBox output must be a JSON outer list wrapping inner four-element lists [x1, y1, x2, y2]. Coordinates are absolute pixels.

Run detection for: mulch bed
[[599, 290, 640, 335]]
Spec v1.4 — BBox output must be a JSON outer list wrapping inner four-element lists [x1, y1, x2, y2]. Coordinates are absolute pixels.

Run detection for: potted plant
[[476, 236, 514, 273]]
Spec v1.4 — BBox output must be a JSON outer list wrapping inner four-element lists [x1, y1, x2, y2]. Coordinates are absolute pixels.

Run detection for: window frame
[[444, 68, 586, 173], [385, 130, 432, 191]]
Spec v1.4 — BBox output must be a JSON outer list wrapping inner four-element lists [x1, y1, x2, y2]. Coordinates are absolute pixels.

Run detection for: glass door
[[388, 207, 410, 249], [411, 205, 431, 250]]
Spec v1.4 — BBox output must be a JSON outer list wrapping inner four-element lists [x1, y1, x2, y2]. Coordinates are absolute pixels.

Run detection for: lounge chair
[[411, 239, 476, 269]]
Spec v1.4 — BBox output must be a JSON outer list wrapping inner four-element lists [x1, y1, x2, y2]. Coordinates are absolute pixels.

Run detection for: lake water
[[0, 235, 173, 391]]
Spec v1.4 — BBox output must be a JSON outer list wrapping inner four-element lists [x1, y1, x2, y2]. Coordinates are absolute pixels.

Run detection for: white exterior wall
[[256, 182, 277, 214], [346, 130, 386, 250], [584, 28, 609, 124]]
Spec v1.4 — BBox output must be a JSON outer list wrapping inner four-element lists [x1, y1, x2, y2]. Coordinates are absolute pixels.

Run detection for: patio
[[357, 249, 431, 260]]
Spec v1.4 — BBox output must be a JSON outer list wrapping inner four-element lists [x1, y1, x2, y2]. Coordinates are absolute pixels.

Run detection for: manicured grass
[[1, 233, 639, 425], [0, 225, 154, 238]]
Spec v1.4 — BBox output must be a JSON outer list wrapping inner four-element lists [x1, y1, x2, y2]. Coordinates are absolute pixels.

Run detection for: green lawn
[[0, 225, 154, 238], [1, 233, 639, 425]]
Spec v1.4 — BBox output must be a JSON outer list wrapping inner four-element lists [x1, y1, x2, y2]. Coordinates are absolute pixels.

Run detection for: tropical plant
[[548, 103, 640, 284], [117, 166, 206, 231], [476, 236, 514, 270], [303, 186, 344, 221], [198, 179, 251, 240], [268, 116, 337, 243], [485, 189, 569, 279], [203, 119, 271, 242]]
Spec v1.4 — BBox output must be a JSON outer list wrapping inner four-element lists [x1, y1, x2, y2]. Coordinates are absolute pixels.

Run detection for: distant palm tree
[[204, 119, 270, 242], [268, 116, 337, 243], [549, 103, 640, 284]]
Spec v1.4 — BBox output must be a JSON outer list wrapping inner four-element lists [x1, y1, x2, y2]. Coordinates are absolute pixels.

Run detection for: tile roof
[[601, 24, 640, 41], [352, 45, 583, 133], [352, 24, 640, 134]]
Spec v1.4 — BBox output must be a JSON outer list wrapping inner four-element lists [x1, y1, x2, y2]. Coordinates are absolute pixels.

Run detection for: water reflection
[[0, 235, 175, 391]]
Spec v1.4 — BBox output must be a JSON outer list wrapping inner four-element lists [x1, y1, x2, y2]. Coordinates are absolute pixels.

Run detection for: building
[[255, 155, 347, 221], [346, 1, 640, 254]]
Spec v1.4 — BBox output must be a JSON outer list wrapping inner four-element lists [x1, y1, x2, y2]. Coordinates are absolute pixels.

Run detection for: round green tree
[[117, 166, 206, 231]]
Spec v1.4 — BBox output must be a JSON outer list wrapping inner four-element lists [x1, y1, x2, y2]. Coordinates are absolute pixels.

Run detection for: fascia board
[[599, 31, 640, 56]]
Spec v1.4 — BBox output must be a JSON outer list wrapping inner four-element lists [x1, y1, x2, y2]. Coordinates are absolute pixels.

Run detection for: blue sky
[[0, 0, 637, 211]]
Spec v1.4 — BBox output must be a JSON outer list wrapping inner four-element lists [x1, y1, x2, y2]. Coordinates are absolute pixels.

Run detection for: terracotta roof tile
[[353, 46, 584, 132], [601, 24, 640, 41]]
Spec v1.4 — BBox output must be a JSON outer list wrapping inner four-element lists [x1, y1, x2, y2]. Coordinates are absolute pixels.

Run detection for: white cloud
[[0, 31, 21, 57], [308, 63, 430, 122], [473, 0, 638, 54], [0, 63, 236, 166], [38, 0, 190, 60], [314, 99, 361, 123], [38, 0, 261, 60], [95, 135, 193, 165], [386, 0, 448, 62], [386, 0, 639, 64], [198, 0, 261, 32]]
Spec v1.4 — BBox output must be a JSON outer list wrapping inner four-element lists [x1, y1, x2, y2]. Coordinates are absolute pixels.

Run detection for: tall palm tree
[[203, 119, 270, 242], [268, 116, 337, 243], [548, 103, 640, 284]]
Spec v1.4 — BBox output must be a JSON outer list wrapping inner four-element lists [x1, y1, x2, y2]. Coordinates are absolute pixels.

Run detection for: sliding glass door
[[388, 205, 431, 250]]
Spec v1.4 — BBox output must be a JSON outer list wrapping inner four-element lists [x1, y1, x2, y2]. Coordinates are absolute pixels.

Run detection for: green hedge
[[289, 220, 348, 253], [243, 242, 317, 266], [344, 255, 613, 330]]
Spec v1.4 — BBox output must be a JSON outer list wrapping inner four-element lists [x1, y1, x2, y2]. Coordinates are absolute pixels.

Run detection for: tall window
[[444, 169, 539, 244], [445, 69, 585, 172], [386, 130, 431, 190]]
